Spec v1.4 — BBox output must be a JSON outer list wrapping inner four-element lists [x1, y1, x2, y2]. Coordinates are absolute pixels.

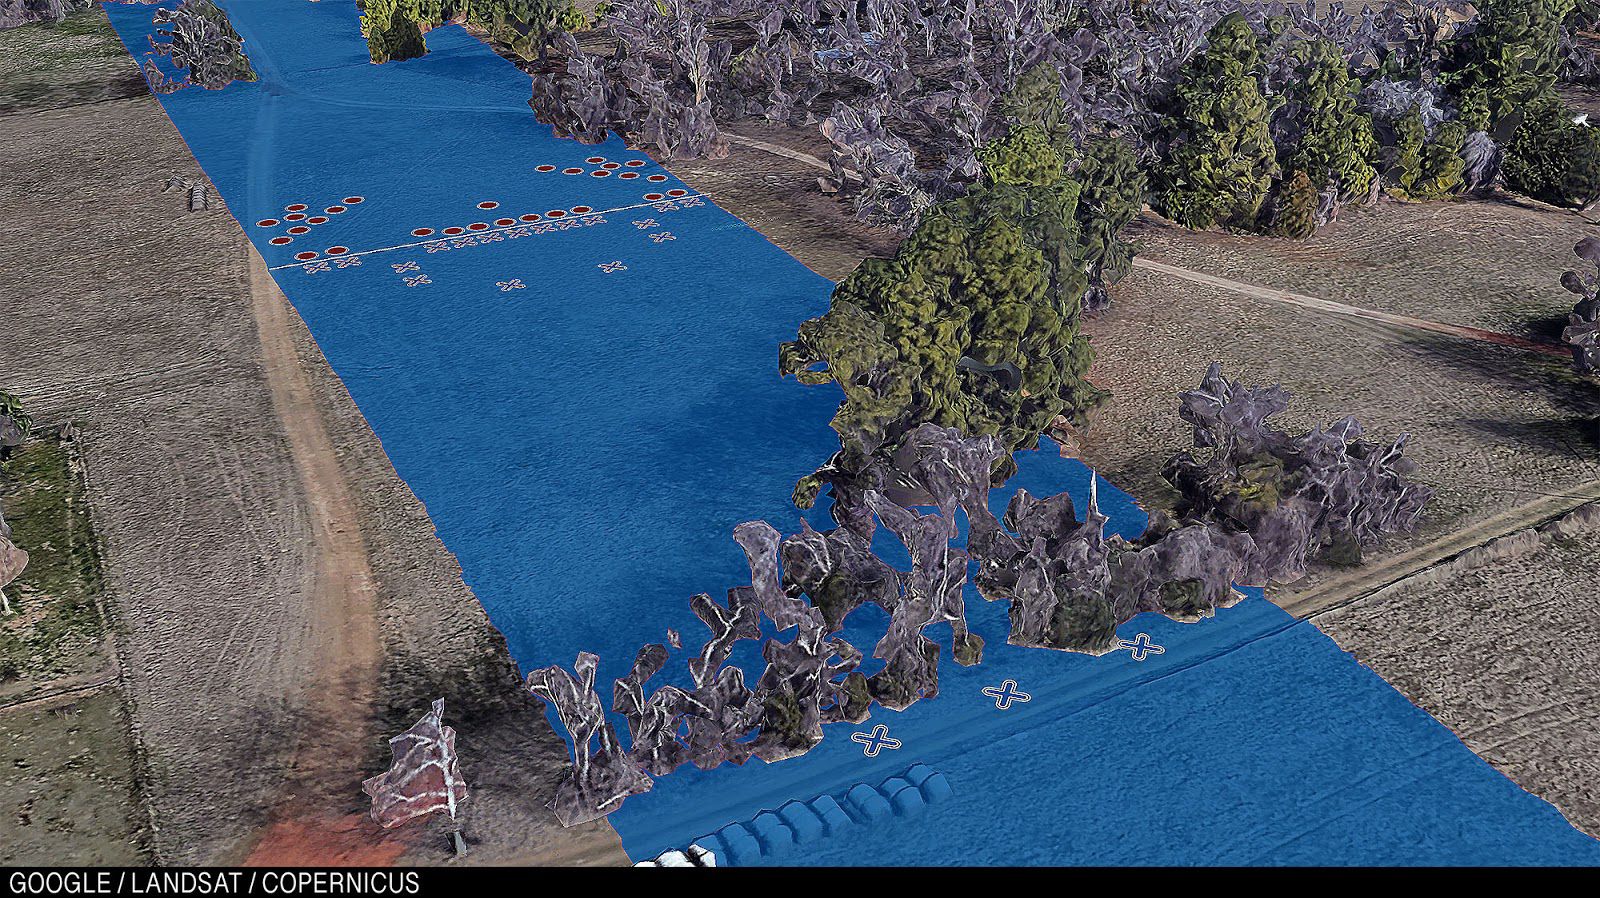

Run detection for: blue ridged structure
[[692, 764, 953, 866]]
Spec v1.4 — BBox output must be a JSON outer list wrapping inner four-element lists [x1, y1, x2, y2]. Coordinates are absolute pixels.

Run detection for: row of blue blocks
[[695, 764, 953, 865]]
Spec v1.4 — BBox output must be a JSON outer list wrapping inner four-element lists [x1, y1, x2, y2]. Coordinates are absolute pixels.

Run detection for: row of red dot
[[407, 204, 600, 238], [402, 188, 692, 238], [535, 158, 663, 181], [274, 185, 691, 262]]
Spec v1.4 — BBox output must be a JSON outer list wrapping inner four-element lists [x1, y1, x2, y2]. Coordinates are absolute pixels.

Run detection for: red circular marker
[[643, 193, 664, 201], [619, 172, 639, 180], [412, 227, 434, 237], [308, 216, 329, 225], [285, 213, 307, 222], [285, 203, 308, 213], [571, 206, 592, 214], [536, 164, 556, 172], [603, 162, 622, 170], [270, 236, 292, 246], [287, 226, 310, 235], [326, 246, 349, 256], [467, 222, 489, 231], [326, 205, 347, 214], [586, 156, 607, 164], [256, 218, 279, 228], [519, 213, 540, 222], [591, 169, 610, 177], [647, 174, 668, 182], [442, 226, 465, 236], [667, 189, 688, 197], [562, 167, 583, 175], [343, 196, 365, 204], [494, 218, 515, 226], [478, 200, 500, 210], [295, 251, 318, 261], [546, 209, 566, 218], [625, 159, 646, 167]]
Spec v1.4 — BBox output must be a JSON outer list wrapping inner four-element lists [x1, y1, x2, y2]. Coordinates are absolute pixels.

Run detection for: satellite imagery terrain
[[2, 0, 1600, 877]]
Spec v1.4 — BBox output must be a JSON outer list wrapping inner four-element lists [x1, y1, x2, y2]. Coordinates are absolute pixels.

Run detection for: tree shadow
[[1399, 332, 1600, 457]]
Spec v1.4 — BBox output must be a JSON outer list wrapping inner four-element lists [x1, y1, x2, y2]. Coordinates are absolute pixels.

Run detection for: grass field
[[0, 435, 111, 701]]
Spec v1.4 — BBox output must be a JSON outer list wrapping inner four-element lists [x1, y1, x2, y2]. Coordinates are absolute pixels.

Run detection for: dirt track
[[239, 248, 384, 863]]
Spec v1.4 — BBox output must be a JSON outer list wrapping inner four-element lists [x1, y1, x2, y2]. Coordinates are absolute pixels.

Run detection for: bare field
[[0, 435, 142, 864], [1080, 263, 1600, 546], [0, 437, 112, 705], [0, 692, 148, 865], [1316, 508, 1600, 838], [1128, 196, 1600, 349], [0, 7, 144, 114]]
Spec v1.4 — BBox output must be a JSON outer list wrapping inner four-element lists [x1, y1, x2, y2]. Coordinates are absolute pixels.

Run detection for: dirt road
[[239, 249, 391, 864], [1281, 480, 1600, 620], [1130, 257, 1573, 359]]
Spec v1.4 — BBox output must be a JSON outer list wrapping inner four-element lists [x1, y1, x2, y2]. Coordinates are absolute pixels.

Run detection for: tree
[[1389, 108, 1466, 199], [0, 535, 23, 617], [0, 391, 29, 462], [0, 388, 28, 617], [1074, 137, 1147, 312], [1560, 236, 1600, 375], [1280, 40, 1378, 204], [1158, 14, 1278, 231], [978, 126, 1066, 189], [781, 160, 1104, 505], [1450, 0, 1600, 206], [994, 63, 1076, 156], [1453, 0, 1576, 123], [363, 0, 428, 63], [362, 699, 469, 850], [147, 0, 257, 89], [1502, 96, 1600, 206]]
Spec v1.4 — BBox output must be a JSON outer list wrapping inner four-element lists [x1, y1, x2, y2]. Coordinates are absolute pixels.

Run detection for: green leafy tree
[[1073, 137, 1147, 308], [363, 0, 429, 63], [0, 390, 29, 461], [1450, 0, 1599, 206], [1390, 108, 1426, 191], [1281, 40, 1378, 201], [995, 63, 1075, 155], [1417, 121, 1468, 198], [361, 0, 574, 62], [1159, 13, 1278, 231], [1453, 0, 1576, 123], [978, 126, 1066, 188], [1390, 109, 1466, 199], [1503, 96, 1600, 206], [1456, 85, 1492, 133], [781, 159, 1105, 499]]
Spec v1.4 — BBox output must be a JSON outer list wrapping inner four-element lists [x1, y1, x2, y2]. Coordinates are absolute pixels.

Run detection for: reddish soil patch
[[244, 815, 411, 867]]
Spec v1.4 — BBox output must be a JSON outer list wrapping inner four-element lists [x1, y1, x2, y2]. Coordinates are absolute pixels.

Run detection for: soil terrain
[[0, 6, 625, 867]]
